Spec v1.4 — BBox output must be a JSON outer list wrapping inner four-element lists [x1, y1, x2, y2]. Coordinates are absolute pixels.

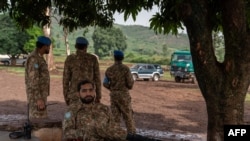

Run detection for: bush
[[125, 54, 170, 65]]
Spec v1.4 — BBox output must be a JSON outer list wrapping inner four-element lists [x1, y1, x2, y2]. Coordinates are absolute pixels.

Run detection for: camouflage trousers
[[28, 98, 48, 119], [110, 91, 136, 134]]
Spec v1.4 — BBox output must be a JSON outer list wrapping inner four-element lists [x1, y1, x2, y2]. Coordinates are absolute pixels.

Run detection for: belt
[[66, 138, 83, 141]]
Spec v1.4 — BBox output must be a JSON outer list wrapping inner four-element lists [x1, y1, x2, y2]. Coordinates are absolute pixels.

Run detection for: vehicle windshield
[[172, 54, 192, 62], [131, 64, 141, 69], [154, 65, 161, 69]]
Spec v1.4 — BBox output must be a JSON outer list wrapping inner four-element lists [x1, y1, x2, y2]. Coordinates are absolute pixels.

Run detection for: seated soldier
[[62, 79, 161, 141]]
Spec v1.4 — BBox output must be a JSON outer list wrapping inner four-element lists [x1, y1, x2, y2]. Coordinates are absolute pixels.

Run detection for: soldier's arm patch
[[103, 76, 110, 84], [64, 112, 71, 119], [34, 63, 39, 69]]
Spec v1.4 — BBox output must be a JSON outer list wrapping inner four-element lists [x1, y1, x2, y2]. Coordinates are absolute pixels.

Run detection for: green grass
[[246, 93, 250, 102], [162, 70, 172, 80], [50, 75, 62, 78], [53, 55, 67, 63], [0, 66, 25, 76]]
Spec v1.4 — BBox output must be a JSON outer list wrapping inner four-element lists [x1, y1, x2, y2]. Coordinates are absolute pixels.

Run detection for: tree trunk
[[181, 0, 250, 140], [43, 7, 56, 71], [10, 56, 16, 66], [63, 27, 70, 56]]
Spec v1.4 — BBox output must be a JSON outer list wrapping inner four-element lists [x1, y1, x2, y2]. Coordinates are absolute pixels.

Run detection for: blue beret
[[114, 50, 124, 57], [37, 36, 51, 46], [76, 37, 89, 45]]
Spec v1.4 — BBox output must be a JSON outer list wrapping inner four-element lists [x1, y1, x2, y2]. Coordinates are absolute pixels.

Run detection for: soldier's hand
[[37, 99, 45, 111]]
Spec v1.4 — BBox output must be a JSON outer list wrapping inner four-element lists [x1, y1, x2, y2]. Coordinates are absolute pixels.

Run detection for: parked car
[[130, 63, 164, 81], [0, 58, 27, 66]]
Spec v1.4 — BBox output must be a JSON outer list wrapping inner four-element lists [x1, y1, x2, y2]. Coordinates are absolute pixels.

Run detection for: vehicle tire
[[4, 61, 9, 66], [132, 74, 138, 81], [22, 61, 26, 66], [152, 74, 160, 81], [175, 76, 181, 82]]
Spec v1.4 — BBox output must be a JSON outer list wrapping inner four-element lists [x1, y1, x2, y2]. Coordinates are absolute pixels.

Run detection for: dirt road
[[0, 68, 249, 141]]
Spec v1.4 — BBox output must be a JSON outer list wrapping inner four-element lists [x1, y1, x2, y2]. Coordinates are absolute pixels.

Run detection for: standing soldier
[[25, 36, 51, 119], [63, 37, 101, 106], [103, 50, 136, 134]]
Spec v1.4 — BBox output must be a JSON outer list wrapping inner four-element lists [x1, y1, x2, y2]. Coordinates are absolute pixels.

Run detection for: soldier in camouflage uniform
[[62, 79, 128, 141], [63, 37, 101, 106], [103, 50, 136, 134], [25, 36, 51, 119]]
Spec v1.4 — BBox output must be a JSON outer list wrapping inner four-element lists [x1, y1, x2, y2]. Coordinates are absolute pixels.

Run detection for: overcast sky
[[113, 7, 158, 27], [113, 7, 187, 34]]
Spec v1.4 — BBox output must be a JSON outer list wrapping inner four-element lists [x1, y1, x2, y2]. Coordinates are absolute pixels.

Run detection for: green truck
[[170, 50, 195, 83]]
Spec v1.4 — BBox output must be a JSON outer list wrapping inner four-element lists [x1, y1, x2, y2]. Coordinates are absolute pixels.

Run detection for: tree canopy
[[24, 26, 43, 53], [0, 14, 29, 58], [8, 0, 114, 32], [92, 27, 127, 58]]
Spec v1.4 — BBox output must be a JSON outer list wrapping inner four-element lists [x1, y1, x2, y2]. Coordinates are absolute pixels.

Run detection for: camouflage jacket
[[62, 101, 127, 141], [63, 50, 101, 105], [25, 49, 50, 101], [103, 62, 134, 92]]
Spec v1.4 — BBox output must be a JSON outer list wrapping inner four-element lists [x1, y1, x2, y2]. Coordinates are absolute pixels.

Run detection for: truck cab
[[170, 50, 195, 83]]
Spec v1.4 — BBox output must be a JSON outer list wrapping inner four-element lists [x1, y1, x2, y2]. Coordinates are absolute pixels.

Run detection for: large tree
[[0, 14, 29, 64], [24, 26, 43, 53], [92, 27, 127, 58], [1, 0, 250, 140]]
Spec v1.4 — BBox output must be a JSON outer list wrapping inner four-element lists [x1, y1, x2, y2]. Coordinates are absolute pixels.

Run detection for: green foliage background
[[92, 27, 127, 58], [51, 17, 190, 66], [0, 14, 30, 57], [24, 26, 43, 52], [0, 14, 191, 66]]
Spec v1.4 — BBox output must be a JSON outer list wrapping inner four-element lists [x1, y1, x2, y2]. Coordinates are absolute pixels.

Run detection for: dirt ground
[[0, 65, 250, 141]]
